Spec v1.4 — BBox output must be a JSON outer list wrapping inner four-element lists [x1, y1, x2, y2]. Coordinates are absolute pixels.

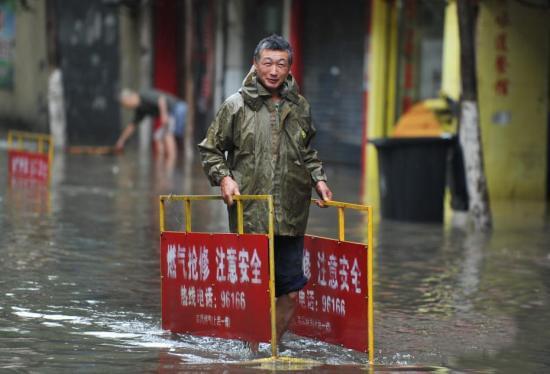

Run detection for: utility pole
[[138, 0, 152, 153], [457, 0, 492, 231], [184, 0, 195, 164], [182, 0, 195, 194]]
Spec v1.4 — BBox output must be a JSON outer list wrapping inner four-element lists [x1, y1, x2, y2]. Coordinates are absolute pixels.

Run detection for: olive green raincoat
[[198, 67, 327, 236]]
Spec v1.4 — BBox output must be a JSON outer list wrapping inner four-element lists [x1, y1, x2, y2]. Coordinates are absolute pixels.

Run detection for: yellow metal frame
[[159, 195, 374, 364], [159, 194, 277, 358], [311, 199, 374, 364], [7, 130, 54, 185]]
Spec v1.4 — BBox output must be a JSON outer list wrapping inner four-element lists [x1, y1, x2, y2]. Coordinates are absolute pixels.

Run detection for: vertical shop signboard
[[290, 235, 369, 352], [160, 232, 271, 343], [494, 1, 510, 97]]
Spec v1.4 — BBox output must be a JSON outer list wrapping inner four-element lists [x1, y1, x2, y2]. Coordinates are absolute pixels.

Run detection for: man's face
[[254, 49, 290, 93]]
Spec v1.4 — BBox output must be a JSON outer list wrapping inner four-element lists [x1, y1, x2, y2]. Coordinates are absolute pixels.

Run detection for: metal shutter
[[302, 0, 366, 165]]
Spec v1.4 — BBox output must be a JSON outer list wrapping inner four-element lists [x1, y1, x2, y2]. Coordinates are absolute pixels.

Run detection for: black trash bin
[[369, 136, 454, 223]]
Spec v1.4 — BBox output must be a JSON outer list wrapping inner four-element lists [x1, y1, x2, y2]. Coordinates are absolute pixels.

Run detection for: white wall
[[0, 0, 49, 132]]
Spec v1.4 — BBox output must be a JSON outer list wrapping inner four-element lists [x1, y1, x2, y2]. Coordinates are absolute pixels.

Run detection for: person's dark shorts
[[274, 235, 308, 297]]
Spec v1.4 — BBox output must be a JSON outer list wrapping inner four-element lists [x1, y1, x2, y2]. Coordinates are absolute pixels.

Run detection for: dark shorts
[[274, 235, 308, 297], [172, 101, 187, 137]]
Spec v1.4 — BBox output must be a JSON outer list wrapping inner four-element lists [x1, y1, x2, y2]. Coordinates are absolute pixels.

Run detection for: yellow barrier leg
[[368, 207, 374, 364], [267, 196, 277, 358]]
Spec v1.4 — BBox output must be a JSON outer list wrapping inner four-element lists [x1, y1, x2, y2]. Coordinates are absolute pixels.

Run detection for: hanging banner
[[8, 150, 50, 183], [160, 232, 271, 343], [0, 0, 16, 89], [290, 235, 370, 352]]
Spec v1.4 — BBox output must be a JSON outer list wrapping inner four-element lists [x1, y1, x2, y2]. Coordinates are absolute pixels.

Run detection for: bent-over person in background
[[116, 89, 187, 162]]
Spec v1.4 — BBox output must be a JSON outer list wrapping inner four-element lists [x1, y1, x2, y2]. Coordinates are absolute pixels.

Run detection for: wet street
[[1, 147, 550, 373]]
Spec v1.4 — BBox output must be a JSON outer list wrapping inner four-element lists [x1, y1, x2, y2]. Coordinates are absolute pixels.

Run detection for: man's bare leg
[[244, 292, 298, 354], [245, 340, 259, 354], [276, 291, 298, 344], [154, 139, 165, 159], [164, 134, 178, 163]]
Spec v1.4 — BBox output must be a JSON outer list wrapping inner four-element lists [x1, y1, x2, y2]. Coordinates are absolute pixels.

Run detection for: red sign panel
[[160, 232, 271, 343], [290, 235, 370, 352], [8, 150, 49, 183]]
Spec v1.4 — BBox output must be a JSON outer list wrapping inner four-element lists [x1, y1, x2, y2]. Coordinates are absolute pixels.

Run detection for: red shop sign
[[160, 232, 271, 343], [8, 150, 49, 183], [290, 235, 370, 352]]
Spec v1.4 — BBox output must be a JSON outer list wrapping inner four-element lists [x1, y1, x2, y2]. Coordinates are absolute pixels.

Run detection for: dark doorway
[[242, 0, 283, 67], [301, 0, 367, 165], [55, 1, 120, 145]]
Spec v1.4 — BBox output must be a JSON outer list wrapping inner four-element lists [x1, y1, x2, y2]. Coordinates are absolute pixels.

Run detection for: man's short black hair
[[253, 34, 293, 65]]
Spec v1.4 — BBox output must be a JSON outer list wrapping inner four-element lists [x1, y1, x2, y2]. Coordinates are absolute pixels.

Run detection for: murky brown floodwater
[[1, 146, 549, 373]]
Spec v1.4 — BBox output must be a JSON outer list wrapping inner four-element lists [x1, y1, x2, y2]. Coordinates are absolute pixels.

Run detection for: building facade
[[1, 0, 548, 206]]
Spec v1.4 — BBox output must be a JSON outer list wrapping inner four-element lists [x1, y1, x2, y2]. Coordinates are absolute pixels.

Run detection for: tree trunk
[[457, 0, 492, 231]]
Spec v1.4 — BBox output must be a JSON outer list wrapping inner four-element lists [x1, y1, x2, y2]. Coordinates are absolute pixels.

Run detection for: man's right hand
[[220, 176, 240, 206], [114, 141, 124, 152], [314, 180, 333, 208], [114, 124, 135, 154]]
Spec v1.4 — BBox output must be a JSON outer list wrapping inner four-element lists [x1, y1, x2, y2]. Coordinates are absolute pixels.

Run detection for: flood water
[[1, 147, 549, 373]]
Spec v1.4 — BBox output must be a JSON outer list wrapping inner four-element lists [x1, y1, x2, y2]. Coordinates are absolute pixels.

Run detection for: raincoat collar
[[239, 66, 300, 111]]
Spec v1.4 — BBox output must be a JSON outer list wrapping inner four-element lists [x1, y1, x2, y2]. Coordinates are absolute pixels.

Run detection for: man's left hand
[[314, 181, 333, 208]]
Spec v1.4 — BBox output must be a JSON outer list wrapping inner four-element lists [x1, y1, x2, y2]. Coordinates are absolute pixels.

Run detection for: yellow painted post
[[237, 199, 244, 234], [367, 206, 374, 364], [365, 0, 393, 210], [159, 198, 166, 233], [185, 199, 192, 232], [266, 196, 277, 358], [368, 0, 391, 138], [385, 1, 399, 132], [337, 207, 345, 241], [7, 131, 13, 147], [441, 0, 460, 101]]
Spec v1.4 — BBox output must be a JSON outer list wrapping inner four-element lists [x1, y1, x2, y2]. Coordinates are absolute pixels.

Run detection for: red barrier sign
[[290, 235, 369, 352], [160, 232, 271, 343], [8, 150, 49, 183]]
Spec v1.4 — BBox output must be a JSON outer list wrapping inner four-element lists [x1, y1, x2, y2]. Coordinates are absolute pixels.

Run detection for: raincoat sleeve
[[198, 102, 235, 186], [301, 104, 328, 184]]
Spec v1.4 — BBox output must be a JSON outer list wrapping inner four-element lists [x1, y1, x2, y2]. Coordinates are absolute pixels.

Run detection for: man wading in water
[[198, 34, 333, 352]]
